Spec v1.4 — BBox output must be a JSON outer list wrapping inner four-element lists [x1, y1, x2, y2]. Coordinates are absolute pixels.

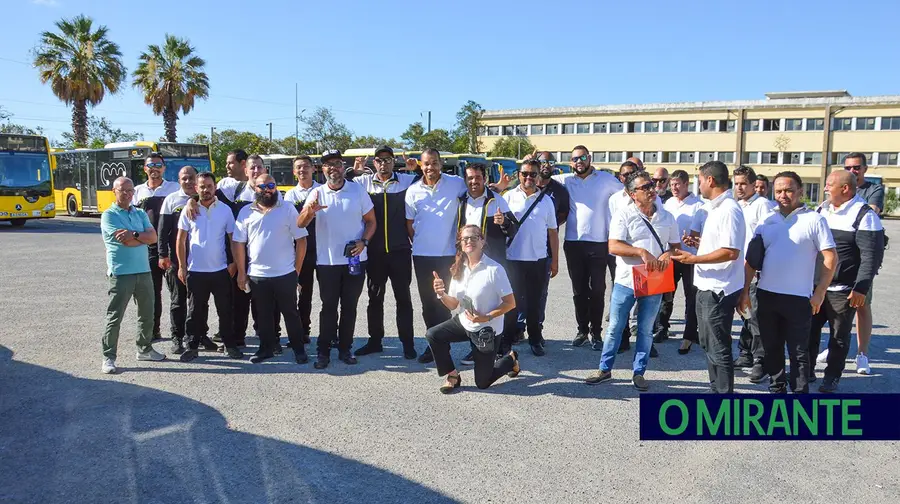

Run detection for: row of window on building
[[548, 151, 899, 166], [482, 117, 900, 136]]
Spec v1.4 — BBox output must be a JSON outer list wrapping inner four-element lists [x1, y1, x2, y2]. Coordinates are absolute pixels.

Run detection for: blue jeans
[[599, 283, 663, 375]]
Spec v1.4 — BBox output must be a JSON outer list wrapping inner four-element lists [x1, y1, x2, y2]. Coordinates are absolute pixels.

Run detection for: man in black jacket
[[809, 170, 884, 392]]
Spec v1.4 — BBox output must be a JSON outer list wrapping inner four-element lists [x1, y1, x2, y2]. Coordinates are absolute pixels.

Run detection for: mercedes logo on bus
[[15, 204, 22, 211]]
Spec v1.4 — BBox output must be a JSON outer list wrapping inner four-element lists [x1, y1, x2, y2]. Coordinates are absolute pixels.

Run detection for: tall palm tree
[[132, 35, 209, 142], [33, 15, 125, 147]]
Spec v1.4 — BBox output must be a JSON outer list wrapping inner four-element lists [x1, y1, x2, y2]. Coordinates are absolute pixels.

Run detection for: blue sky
[[1, 0, 897, 144]]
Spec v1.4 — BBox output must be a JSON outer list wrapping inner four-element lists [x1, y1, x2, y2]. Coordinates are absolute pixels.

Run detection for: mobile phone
[[343, 241, 356, 257], [459, 295, 474, 313]]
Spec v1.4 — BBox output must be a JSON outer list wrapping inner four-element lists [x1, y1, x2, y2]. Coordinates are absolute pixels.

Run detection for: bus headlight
[[43, 203, 56, 211]]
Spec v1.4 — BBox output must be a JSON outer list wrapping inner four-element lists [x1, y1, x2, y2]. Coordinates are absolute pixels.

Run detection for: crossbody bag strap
[[638, 214, 666, 258], [507, 189, 547, 246]]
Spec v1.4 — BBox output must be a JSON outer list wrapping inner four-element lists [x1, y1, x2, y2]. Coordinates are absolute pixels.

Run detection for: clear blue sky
[[1, 0, 897, 145]]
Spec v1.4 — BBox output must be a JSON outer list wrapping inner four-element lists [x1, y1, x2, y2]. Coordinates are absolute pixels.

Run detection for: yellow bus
[[260, 153, 324, 195], [54, 141, 212, 215], [0, 134, 56, 226]]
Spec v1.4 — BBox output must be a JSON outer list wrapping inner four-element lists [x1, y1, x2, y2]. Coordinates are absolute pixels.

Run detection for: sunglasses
[[844, 165, 863, 172], [460, 236, 481, 243], [520, 171, 539, 178], [572, 154, 589, 162], [540, 160, 556, 166], [652, 178, 668, 183], [374, 157, 393, 164], [256, 182, 277, 191], [633, 182, 655, 192], [324, 162, 344, 169], [145, 162, 164, 169]]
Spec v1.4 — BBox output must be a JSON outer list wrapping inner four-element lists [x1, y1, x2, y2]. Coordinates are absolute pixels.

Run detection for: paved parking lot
[[1, 215, 899, 503]]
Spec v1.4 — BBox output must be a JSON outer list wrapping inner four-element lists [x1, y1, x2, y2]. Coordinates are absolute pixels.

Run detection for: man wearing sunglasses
[[551, 146, 623, 349], [652, 167, 673, 202], [133, 153, 179, 342]]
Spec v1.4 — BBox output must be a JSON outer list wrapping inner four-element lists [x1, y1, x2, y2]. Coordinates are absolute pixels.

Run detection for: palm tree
[[132, 35, 209, 142], [33, 15, 125, 147]]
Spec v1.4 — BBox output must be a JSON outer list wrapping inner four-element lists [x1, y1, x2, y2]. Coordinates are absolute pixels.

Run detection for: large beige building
[[478, 90, 900, 202]]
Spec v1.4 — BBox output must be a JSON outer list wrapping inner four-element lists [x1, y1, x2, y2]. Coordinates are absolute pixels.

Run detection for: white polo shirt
[[664, 193, 703, 254], [160, 189, 192, 216], [609, 204, 680, 289], [134, 180, 178, 204], [233, 201, 308, 278], [552, 170, 622, 242], [819, 195, 883, 292], [503, 186, 557, 261], [305, 181, 375, 265], [353, 172, 416, 194], [405, 174, 467, 256], [738, 194, 776, 251], [284, 181, 321, 206], [692, 191, 746, 296], [176, 198, 235, 272], [448, 254, 513, 334], [463, 191, 510, 229], [755, 207, 836, 298]]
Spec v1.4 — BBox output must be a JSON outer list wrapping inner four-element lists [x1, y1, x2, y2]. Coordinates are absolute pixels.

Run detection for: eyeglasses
[[844, 165, 863, 172], [652, 178, 668, 184], [460, 236, 481, 243], [633, 182, 655, 192], [374, 157, 393, 165], [520, 171, 539, 178], [572, 154, 589, 163], [323, 162, 343, 169], [256, 182, 277, 191], [145, 162, 164, 169]]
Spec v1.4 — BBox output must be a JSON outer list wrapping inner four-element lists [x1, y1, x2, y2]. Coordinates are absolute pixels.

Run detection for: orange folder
[[632, 262, 676, 297]]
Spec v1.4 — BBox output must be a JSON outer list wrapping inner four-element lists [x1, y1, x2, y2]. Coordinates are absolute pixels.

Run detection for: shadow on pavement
[[0, 345, 458, 504]]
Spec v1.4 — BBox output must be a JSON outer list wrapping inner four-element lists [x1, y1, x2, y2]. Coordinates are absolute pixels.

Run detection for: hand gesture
[[490, 172, 512, 192], [404, 156, 419, 172], [523, 149, 538, 161], [185, 198, 200, 220], [493, 207, 505, 225], [465, 309, 490, 323], [432, 271, 445, 296], [638, 249, 662, 272], [113, 229, 131, 244], [669, 249, 695, 265], [353, 156, 368, 174], [306, 192, 328, 214], [682, 230, 700, 249]]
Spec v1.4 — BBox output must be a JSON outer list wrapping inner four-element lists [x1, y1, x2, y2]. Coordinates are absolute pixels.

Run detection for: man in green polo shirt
[[100, 177, 167, 374]]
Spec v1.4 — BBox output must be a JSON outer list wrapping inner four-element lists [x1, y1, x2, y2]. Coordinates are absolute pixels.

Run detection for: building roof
[[482, 92, 900, 119]]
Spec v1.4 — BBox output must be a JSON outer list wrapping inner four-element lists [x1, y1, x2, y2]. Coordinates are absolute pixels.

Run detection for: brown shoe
[[507, 350, 520, 377]]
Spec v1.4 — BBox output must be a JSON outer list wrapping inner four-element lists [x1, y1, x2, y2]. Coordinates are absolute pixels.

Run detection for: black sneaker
[[200, 335, 219, 351], [338, 351, 358, 365], [314, 354, 330, 369], [748, 363, 767, 383], [249, 351, 274, 364], [571, 333, 589, 347], [649, 344, 659, 358], [585, 370, 612, 385], [734, 354, 754, 368], [354, 342, 384, 356], [170, 339, 186, 355], [179, 349, 199, 362], [512, 330, 525, 345], [531, 343, 546, 357], [460, 351, 475, 366], [273, 343, 283, 356], [818, 376, 840, 393], [294, 350, 309, 364], [212, 333, 223, 343], [417, 347, 434, 364], [652, 328, 669, 343], [591, 339, 604, 351], [402, 346, 417, 360], [225, 347, 244, 359]]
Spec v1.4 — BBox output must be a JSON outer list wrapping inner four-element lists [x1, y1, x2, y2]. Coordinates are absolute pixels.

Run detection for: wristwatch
[[132, 231, 140, 239], [361, 238, 369, 247]]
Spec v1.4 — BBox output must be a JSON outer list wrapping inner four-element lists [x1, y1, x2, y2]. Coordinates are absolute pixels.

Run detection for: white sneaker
[[816, 348, 829, 364], [101, 358, 117, 374], [855, 353, 871, 375], [136, 348, 167, 362]]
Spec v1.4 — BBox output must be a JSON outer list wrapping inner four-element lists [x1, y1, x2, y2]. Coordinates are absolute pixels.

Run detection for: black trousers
[[426, 317, 516, 389], [758, 289, 812, 394], [563, 241, 609, 339], [413, 255, 455, 330], [366, 249, 415, 348], [248, 272, 305, 354], [808, 290, 857, 380], [696, 289, 739, 393], [316, 264, 366, 355], [164, 262, 188, 341], [655, 261, 698, 342], [504, 258, 548, 345], [297, 253, 316, 336], [232, 274, 251, 343], [186, 269, 236, 349], [737, 281, 764, 362], [149, 257, 164, 338]]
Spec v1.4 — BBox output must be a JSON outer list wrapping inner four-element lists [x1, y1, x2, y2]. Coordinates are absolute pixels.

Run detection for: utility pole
[[427, 111, 432, 132], [267, 122, 273, 153], [210, 127, 215, 148], [295, 83, 299, 154]]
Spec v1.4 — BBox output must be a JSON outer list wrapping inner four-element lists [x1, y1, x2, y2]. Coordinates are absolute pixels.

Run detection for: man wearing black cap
[[349, 146, 418, 359]]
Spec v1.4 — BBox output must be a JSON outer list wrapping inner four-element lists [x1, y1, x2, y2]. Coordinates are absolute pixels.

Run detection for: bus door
[[81, 156, 98, 211]]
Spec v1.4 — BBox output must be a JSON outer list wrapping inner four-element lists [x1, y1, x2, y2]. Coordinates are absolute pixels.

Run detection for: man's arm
[[672, 247, 740, 265], [176, 229, 189, 270], [867, 184, 885, 215], [548, 228, 559, 278], [853, 227, 885, 296], [406, 219, 415, 241], [811, 248, 837, 315], [294, 237, 307, 274]]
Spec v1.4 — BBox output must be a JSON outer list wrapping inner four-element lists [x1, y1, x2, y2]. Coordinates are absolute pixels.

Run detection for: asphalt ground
[[1, 216, 898, 503]]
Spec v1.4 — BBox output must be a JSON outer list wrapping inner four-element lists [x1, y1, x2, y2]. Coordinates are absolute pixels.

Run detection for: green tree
[[452, 100, 484, 153], [350, 135, 404, 149], [401, 122, 425, 150], [418, 129, 454, 152], [33, 15, 126, 147], [488, 136, 534, 159], [301, 107, 352, 151], [59, 115, 140, 149], [132, 35, 209, 142], [884, 190, 898, 215], [0, 123, 45, 136]]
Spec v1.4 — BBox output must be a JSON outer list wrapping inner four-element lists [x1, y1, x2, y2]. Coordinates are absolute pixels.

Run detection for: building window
[[832, 118, 852, 131], [784, 152, 802, 165], [699, 152, 715, 163], [762, 119, 781, 131], [743, 152, 759, 164], [610, 122, 625, 133], [760, 152, 779, 164], [785, 119, 804, 131], [502, 125, 514, 136], [546, 124, 559, 135], [662, 152, 677, 163], [627, 122, 643, 133], [721, 120, 736, 132], [644, 151, 659, 162], [592, 123, 608, 134], [640, 121, 657, 133], [559, 152, 572, 162], [806, 118, 824, 131], [804, 183, 820, 202], [662, 121, 678, 132], [882, 117, 900, 130], [856, 117, 876, 130], [832, 152, 848, 164], [477, 126, 487, 136], [803, 152, 822, 165], [877, 153, 898, 166], [530, 124, 544, 135], [700, 120, 717, 132], [608, 152, 623, 163], [681, 121, 697, 132], [487, 126, 500, 136], [679, 152, 696, 163], [743, 119, 760, 132], [592, 152, 607, 163], [562, 123, 575, 134], [515, 125, 528, 136], [717, 152, 735, 163], [576, 123, 590, 134]]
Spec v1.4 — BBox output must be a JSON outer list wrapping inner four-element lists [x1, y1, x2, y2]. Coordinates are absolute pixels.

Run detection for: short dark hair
[[624, 170, 651, 192], [671, 169, 689, 183], [538, 151, 555, 161], [845, 152, 868, 168], [293, 155, 313, 165], [422, 148, 442, 160], [698, 161, 730, 187], [146, 152, 164, 162], [572, 145, 589, 154], [521, 159, 541, 170], [247, 154, 264, 164], [774, 171, 803, 190], [733, 165, 757, 183], [465, 163, 487, 178], [197, 172, 216, 183], [755, 174, 769, 185], [227, 149, 248, 162], [619, 160, 640, 173]]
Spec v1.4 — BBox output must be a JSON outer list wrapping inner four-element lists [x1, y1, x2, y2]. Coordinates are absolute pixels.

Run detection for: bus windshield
[[164, 158, 212, 180], [0, 152, 51, 189]]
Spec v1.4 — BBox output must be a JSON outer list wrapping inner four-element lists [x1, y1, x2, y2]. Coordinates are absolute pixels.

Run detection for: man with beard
[[233, 174, 309, 364], [298, 150, 377, 369], [405, 148, 468, 363], [133, 153, 179, 341], [284, 155, 321, 346]]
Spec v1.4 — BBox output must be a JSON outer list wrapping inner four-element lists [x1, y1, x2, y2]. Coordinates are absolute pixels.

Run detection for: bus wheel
[[66, 195, 81, 217], [9, 219, 25, 227]]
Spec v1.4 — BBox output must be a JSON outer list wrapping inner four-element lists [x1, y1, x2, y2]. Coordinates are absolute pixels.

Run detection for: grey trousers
[[102, 273, 155, 359]]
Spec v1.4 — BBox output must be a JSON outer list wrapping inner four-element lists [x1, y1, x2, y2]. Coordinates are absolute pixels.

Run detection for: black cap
[[374, 146, 394, 157], [321, 149, 342, 163]]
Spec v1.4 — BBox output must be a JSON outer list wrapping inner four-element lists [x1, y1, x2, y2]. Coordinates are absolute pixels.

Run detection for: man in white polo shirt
[[551, 145, 622, 348], [233, 174, 309, 365], [671, 161, 746, 394], [405, 148, 468, 363], [503, 159, 558, 357], [740, 171, 836, 394], [175, 173, 243, 362], [284, 155, 321, 346], [299, 150, 376, 369]]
